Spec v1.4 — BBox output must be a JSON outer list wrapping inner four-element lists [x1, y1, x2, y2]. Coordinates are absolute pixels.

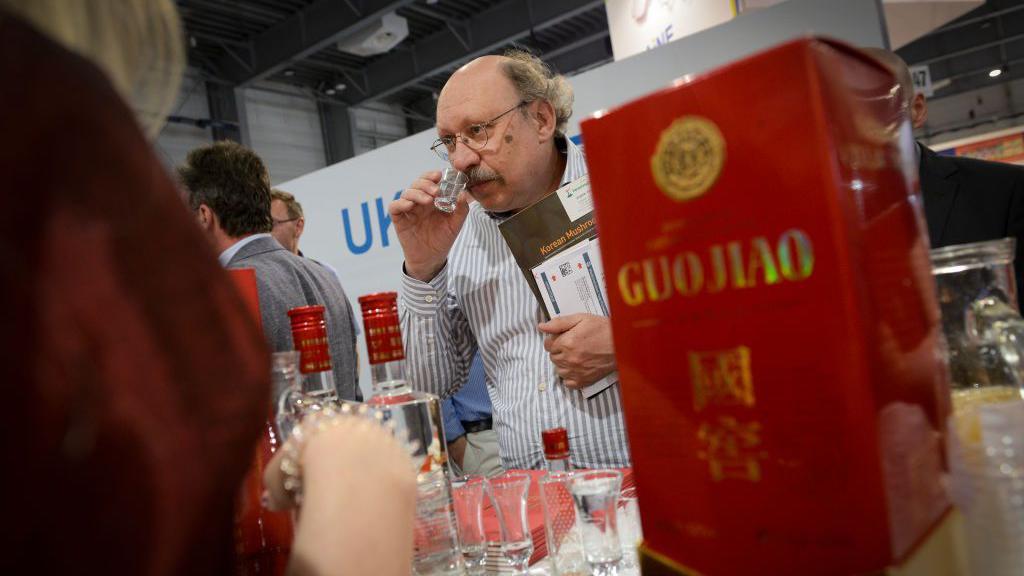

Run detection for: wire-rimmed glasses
[[430, 101, 528, 160]]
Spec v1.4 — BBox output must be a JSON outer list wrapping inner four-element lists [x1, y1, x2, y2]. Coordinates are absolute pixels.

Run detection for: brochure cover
[[498, 175, 616, 399]]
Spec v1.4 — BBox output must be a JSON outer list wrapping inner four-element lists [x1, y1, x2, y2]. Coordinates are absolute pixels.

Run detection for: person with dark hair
[[866, 47, 1024, 309], [179, 141, 361, 402], [388, 50, 630, 470]]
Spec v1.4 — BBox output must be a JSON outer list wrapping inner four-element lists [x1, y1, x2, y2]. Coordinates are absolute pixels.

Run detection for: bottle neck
[[545, 454, 572, 473], [368, 358, 413, 404], [301, 368, 337, 401]]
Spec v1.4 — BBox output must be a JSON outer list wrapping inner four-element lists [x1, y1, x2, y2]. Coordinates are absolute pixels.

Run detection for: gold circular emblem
[[650, 116, 726, 202]]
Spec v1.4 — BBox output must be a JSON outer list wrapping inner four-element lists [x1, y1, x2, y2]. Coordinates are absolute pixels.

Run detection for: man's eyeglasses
[[430, 101, 528, 160], [272, 217, 299, 227]]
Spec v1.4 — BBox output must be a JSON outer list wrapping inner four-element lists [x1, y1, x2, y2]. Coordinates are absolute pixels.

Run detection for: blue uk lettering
[[340, 190, 402, 255]]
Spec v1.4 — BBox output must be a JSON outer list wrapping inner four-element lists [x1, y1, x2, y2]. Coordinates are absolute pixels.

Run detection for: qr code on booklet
[[559, 262, 573, 277]]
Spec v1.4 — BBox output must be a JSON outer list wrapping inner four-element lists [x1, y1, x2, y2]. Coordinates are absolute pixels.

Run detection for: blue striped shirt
[[401, 136, 631, 470]]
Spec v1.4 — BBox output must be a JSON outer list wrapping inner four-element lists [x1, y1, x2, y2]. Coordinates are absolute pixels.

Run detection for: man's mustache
[[466, 167, 504, 187]]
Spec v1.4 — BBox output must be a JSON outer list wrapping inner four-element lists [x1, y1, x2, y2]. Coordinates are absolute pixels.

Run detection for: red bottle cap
[[357, 292, 405, 365], [542, 427, 570, 459], [287, 305, 332, 374]]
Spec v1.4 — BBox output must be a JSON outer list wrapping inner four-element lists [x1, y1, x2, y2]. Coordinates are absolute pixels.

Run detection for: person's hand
[[264, 417, 417, 576], [537, 313, 617, 389], [447, 435, 468, 469], [388, 170, 472, 282], [263, 417, 415, 512]]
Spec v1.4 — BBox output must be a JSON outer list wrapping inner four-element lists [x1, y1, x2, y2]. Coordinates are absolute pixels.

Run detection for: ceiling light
[[990, 68, 1003, 78], [334, 83, 346, 91], [325, 88, 336, 95], [283, 69, 295, 77]]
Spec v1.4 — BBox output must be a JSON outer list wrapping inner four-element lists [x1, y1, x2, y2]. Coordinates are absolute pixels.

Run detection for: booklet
[[498, 175, 616, 399]]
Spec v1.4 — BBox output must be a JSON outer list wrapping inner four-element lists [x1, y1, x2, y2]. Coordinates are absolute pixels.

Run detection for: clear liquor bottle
[[287, 305, 340, 407], [539, 426, 588, 575], [359, 292, 463, 575], [357, 292, 416, 406]]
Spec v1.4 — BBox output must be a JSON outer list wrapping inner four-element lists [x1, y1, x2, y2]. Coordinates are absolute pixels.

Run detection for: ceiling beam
[[214, 0, 417, 86], [545, 32, 611, 78], [345, 0, 604, 106]]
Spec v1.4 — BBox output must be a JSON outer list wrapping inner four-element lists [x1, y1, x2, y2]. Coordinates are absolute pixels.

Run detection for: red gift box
[[581, 38, 951, 575]]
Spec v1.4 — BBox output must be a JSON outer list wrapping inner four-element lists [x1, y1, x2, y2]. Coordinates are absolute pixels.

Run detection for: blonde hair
[[271, 189, 304, 219], [501, 49, 574, 135], [0, 0, 185, 139]]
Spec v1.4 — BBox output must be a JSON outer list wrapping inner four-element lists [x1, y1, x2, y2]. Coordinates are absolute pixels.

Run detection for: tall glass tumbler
[[434, 167, 467, 213], [487, 472, 534, 574], [413, 470, 463, 576], [570, 470, 623, 576], [451, 476, 488, 576], [540, 472, 588, 576], [616, 487, 643, 575]]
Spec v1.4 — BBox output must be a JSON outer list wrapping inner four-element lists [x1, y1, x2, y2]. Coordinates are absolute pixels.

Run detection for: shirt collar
[[218, 233, 273, 267]]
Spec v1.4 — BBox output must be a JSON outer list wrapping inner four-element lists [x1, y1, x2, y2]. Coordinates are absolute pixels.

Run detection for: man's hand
[[447, 435, 468, 469], [388, 170, 472, 282], [538, 313, 616, 390]]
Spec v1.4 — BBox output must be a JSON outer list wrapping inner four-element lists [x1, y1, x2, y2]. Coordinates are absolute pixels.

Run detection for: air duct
[[337, 12, 409, 56]]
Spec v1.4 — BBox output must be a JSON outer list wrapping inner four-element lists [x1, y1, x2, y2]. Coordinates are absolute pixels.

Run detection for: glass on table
[[451, 475, 488, 576], [434, 167, 467, 214], [540, 471, 588, 576], [570, 470, 623, 576], [616, 486, 642, 575], [413, 470, 463, 576], [487, 472, 534, 575]]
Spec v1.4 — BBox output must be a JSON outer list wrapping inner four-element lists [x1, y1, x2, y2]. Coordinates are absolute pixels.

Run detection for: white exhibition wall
[[278, 0, 889, 395]]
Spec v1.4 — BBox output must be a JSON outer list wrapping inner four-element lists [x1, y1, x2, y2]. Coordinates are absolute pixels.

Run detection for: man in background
[[270, 189, 305, 255], [389, 50, 629, 469], [179, 141, 361, 400], [271, 188, 345, 278], [867, 47, 1024, 309]]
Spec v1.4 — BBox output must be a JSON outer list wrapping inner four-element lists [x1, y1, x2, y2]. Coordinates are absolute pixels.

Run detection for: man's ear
[[197, 204, 217, 232], [911, 93, 928, 130], [533, 100, 558, 143], [295, 217, 305, 238]]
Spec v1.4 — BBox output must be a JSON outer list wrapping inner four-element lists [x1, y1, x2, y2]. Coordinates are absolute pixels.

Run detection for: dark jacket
[[920, 143, 1024, 309]]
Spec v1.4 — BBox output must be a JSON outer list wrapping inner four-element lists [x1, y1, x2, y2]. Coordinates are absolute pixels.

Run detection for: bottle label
[[294, 334, 332, 374], [364, 318, 406, 365]]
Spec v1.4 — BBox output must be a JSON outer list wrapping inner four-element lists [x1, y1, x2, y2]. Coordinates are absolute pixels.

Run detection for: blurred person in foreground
[[866, 47, 1024, 310], [179, 142, 362, 401], [0, 1, 412, 575]]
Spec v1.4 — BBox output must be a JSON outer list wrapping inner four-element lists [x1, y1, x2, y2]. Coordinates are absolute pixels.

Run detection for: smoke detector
[[337, 12, 409, 56]]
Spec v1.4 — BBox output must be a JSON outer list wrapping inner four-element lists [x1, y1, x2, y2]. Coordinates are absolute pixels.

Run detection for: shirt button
[[538, 381, 547, 391], [424, 294, 434, 303]]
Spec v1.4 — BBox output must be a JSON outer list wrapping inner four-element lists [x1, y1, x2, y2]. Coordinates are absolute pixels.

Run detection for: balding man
[[388, 50, 629, 469], [866, 47, 1024, 308]]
